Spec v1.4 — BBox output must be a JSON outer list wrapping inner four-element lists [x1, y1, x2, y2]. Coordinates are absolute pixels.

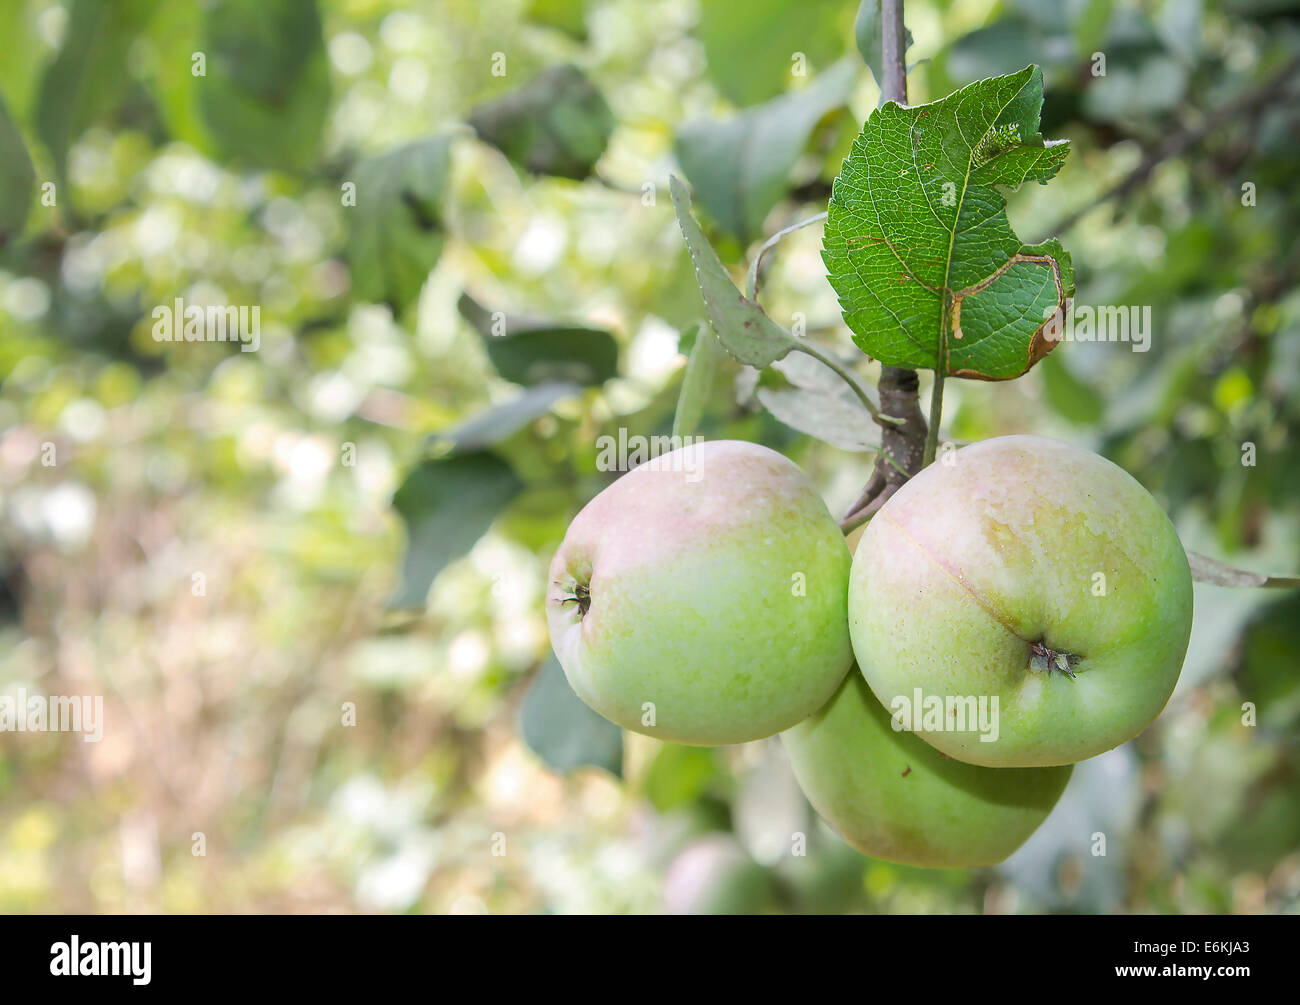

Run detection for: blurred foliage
[[0, 0, 1298, 915]]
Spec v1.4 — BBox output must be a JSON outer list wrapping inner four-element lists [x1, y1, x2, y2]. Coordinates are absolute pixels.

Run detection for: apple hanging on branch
[[849, 435, 1194, 769], [547, 440, 854, 746], [534, 38, 1300, 870]]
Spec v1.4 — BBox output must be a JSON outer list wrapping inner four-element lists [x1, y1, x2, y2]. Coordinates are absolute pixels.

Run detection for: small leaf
[[675, 60, 856, 244], [669, 175, 799, 367], [429, 382, 582, 454], [519, 655, 623, 777], [390, 453, 523, 609], [824, 64, 1075, 380], [458, 293, 619, 386], [1186, 552, 1300, 589], [198, 0, 331, 170], [772, 351, 850, 394], [468, 64, 613, 180], [756, 386, 878, 452], [0, 94, 35, 248], [349, 136, 454, 313]]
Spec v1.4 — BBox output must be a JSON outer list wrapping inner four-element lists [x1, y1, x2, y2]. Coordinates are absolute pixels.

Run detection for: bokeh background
[[1, 0, 1299, 914]]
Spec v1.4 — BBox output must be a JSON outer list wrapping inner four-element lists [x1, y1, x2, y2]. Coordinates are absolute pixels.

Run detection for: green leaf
[[468, 65, 612, 180], [428, 381, 582, 454], [0, 94, 35, 248], [519, 655, 623, 777], [349, 137, 454, 313], [755, 386, 877, 451], [0, 2, 44, 114], [675, 60, 856, 244], [945, 19, 1045, 85], [669, 175, 800, 367], [458, 293, 619, 386], [197, 0, 331, 170], [524, 0, 588, 39], [146, 1, 211, 151], [853, 0, 913, 91], [390, 453, 523, 609], [35, 0, 160, 184], [643, 744, 722, 812], [697, 0, 851, 107], [823, 65, 1075, 380], [1039, 352, 1104, 424]]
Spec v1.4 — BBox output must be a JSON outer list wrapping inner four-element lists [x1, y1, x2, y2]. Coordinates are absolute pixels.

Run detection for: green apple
[[850, 434, 1193, 768], [783, 671, 1071, 867], [547, 439, 852, 745]]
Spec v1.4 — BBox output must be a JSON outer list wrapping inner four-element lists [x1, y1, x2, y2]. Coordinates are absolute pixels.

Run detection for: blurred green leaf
[[429, 382, 582, 454], [524, 0, 588, 38], [35, 0, 159, 185], [0, 94, 35, 248], [198, 0, 331, 170], [1240, 594, 1300, 723], [0, 3, 43, 113], [458, 292, 619, 386], [390, 452, 523, 609], [643, 744, 723, 812], [468, 64, 612, 180], [519, 655, 623, 777], [1039, 352, 1104, 424], [697, 0, 851, 106], [675, 60, 856, 244], [945, 19, 1045, 84], [1082, 54, 1187, 120], [349, 136, 454, 313]]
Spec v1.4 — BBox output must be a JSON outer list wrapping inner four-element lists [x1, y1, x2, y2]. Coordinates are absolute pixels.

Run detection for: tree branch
[[1038, 52, 1300, 241], [842, 0, 929, 531]]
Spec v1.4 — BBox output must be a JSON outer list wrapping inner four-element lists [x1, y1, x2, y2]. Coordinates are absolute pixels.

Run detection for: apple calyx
[[1027, 639, 1079, 679], [557, 581, 591, 619]]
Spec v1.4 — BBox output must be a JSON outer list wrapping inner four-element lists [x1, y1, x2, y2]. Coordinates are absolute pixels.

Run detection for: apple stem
[[922, 364, 944, 467]]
